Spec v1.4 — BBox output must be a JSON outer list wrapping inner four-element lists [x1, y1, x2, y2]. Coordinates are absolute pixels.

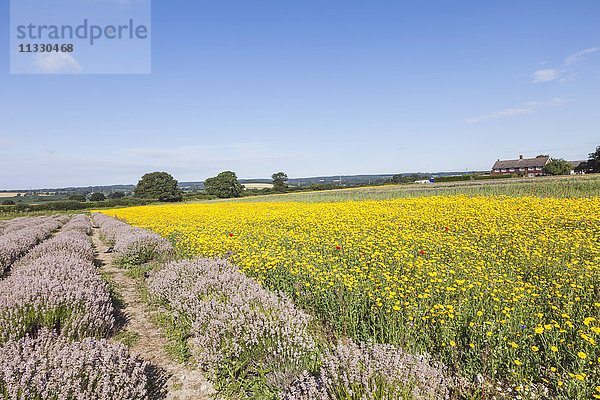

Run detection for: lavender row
[[0, 328, 148, 400], [283, 340, 461, 400], [148, 258, 318, 394], [149, 257, 460, 398], [1, 215, 114, 342], [0, 215, 68, 237], [0, 216, 66, 275], [0, 215, 149, 398], [93, 212, 173, 264], [15, 214, 94, 266]]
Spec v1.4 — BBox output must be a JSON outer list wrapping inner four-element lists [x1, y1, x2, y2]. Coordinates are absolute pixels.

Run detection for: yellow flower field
[[98, 195, 600, 398]]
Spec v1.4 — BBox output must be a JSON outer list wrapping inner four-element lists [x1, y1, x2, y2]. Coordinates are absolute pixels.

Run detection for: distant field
[[243, 183, 274, 189], [0, 192, 26, 198], [199, 174, 600, 204]]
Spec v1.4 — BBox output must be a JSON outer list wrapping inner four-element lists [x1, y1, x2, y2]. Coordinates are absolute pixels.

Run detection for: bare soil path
[[90, 224, 216, 400]]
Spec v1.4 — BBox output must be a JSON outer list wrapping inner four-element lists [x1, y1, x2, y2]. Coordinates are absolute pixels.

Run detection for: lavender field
[[0, 214, 149, 400]]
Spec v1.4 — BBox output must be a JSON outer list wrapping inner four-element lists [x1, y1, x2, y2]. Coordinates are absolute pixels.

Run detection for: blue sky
[[1, 0, 599, 189]]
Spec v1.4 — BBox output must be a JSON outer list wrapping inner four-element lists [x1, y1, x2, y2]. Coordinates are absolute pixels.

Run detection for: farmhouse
[[491, 155, 550, 177]]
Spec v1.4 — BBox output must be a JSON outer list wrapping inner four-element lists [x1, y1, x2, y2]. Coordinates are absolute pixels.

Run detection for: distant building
[[567, 160, 586, 174], [491, 155, 551, 177]]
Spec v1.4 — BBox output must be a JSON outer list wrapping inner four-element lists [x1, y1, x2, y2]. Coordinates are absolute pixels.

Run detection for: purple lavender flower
[[0, 328, 148, 399], [92, 213, 173, 264]]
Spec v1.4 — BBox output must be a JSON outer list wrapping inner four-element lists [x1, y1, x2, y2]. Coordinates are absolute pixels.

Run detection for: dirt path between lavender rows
[[90, 224, 216, 400]]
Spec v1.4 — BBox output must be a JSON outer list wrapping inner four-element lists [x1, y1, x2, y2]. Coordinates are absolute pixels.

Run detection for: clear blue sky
[[1, 0, 599, 189]]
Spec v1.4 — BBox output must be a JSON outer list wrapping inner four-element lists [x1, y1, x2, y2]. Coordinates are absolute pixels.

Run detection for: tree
[[575, 146, 600, 173], [391, 174, 403, 184], [204, 171, 244, 198], [543, 159, 573, 176], [272, 172, 289, 192], [134, 172, 183, 202], [69, 194, 86, 202], [89, 192, 106, 202], [391, 174, 431, 184], [108, 191, 126, 199], [2, 200, 15, 205]]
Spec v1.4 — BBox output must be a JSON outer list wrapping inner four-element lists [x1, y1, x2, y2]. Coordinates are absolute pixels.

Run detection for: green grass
[[152, 311, 192, 363], [0, 210, 70, 220], [114, 330, 141, 348]]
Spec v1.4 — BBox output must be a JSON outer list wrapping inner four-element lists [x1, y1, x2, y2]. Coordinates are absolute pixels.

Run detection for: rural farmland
[[90, 177, 600, 399], [3, 1, 600, 399]]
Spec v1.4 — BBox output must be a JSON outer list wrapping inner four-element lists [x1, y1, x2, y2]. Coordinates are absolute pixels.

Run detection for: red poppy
[[335, 246, 341, 250], [229, 233, 233, 237], [419, 250, 425, 255], [445, 227, 449, 231]]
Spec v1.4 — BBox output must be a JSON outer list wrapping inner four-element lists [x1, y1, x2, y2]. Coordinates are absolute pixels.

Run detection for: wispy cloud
[[532, 47, 598, 83], [33, 53, 82, 74], [466, 97, 572, 124], [532, 69, 560, 83], [565, 47, 599, 65]]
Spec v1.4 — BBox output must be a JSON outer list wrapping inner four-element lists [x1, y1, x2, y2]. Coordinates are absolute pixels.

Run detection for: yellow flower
[[514, 359, 522, 365], [578, 352, 587, 359], [94, 194, 600, 391], [450, 341, 456, 347]]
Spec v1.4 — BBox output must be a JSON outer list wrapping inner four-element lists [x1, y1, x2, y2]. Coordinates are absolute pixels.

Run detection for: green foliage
[[433, 174, 473, 183], [272, 172, 289, 193], [1, 200, 15, 206], [152, 312, 192, 363], [474, 174, 511, 180], [182, 193, 218, 201], [113, 330, 141, 348], [1, 198, 151, 216], [204, 171, 244, 198], [68, 194, 86, 202], [108, 191, 126, 199], [543, 159, 573, 175], [134, 172, 183, 202], [15, 203, 33, 212], [309, 183, 341, 191], [89, 192, 106, 202], [391, 174, 431, 184], [99, 198, 151, 208], [575, 146, 600, 173]]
